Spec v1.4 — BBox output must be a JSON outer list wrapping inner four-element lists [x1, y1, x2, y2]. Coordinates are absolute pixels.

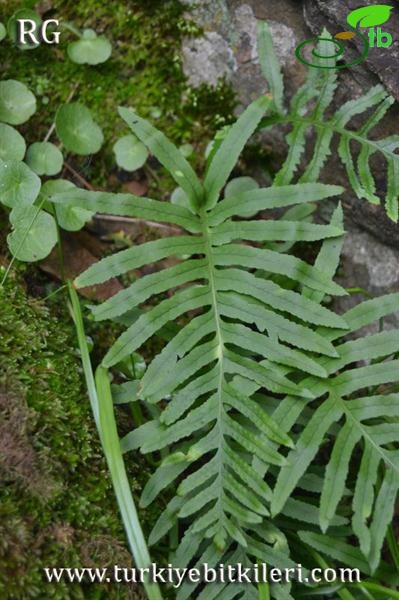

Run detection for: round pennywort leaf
[[25, 142, 64, 176], [224, 176, 259, 197], [0, 160, 41, 208], [179, 143, 194, 158], [0, 23, 6, 41], [7, 205, 57, 261], [171, 186, 190, 209], [40, 178, 74, 200], [0, 80, 37, 125], [113, 134, 148, 171], [55, 103, 104, 155], [0, 123, 26, 161], [42, 179, 94, 231], [67, 29, 112, 65]]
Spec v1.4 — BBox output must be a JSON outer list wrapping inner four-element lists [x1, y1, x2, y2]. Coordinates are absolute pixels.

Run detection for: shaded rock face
[[180, 0, 399, 293]]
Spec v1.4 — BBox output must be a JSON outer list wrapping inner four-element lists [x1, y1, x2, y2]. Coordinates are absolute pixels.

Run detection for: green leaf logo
[[347, 4, 393, 28]]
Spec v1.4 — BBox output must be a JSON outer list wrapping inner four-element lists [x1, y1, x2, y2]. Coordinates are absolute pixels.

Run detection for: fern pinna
[[52, 96, 399, 598]]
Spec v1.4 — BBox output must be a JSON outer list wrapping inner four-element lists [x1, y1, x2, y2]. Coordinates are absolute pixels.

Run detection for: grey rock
[[181, 1, 301, 108], [181, 0, 232, 38], [344, 229, 399, 288], [335, 226, 399, 333], [346, 196, 399, 250], [182, 32, 236, 87]]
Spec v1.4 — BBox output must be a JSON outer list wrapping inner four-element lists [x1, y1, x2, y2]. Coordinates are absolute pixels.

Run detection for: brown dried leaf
[[122, 180, 148, 196], [40, 231, 123, 301]]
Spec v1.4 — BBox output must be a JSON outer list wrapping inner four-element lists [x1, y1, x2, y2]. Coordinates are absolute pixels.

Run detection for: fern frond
[[59, 100, 399, 593], [271, 318, 399, 571], [118, 107, 204, 209], [303, 203, 344, 304], [298, 531, 371, 574], [257, 23, 399, 220], [203, 96, 272, 209], [56, 103, 346, 584]]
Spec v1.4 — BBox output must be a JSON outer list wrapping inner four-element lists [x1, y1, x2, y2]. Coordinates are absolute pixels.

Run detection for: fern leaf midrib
[[267, 114, 399, 162], [200, 207, 228, 534]]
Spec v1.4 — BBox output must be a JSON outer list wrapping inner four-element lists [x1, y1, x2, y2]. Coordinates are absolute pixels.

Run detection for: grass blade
[[68, 283, 163, 600]]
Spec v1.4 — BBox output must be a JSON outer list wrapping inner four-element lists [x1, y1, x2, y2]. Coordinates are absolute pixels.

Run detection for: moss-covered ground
[[0, 270, 161, 599], [0, 0, 236, 190]]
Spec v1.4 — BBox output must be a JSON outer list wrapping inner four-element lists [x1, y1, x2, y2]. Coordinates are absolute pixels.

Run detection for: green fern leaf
[[208, 183, 343, 226], [256, 21, 284, 115], [64, 104, 399, 589], [319, 421, 362, 532], [303, 203, 344, 303], [271, 395, 343, 516], [298, 531, 371, 574], [103, 286, 212, 367], [74, 236, 204, 286], [51, 189, 202, 231], [257, 23, 399, 220], [204, 96, 271, 209], [352, 444, 379, 556], [367, 467, 399, 572], [118, 107, 204, 208]]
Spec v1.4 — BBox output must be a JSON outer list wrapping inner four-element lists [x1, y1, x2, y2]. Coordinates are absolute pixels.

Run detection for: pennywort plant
[[48, 88, 399, 597], [0, 85, 99, 264], [0, 78, 148, 266]]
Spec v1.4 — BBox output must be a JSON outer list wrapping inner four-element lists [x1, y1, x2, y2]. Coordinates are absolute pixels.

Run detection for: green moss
[[0, 0, 236, 190], [0, 273, 156, 599]]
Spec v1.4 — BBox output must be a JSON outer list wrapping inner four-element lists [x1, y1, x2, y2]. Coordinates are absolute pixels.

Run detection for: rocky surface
[[344, 229, 399, 289], [182, 31, 236, 88], [337, 225, 399, 332], [181, 1, 303, 108], [180, 0, 399, 301]]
